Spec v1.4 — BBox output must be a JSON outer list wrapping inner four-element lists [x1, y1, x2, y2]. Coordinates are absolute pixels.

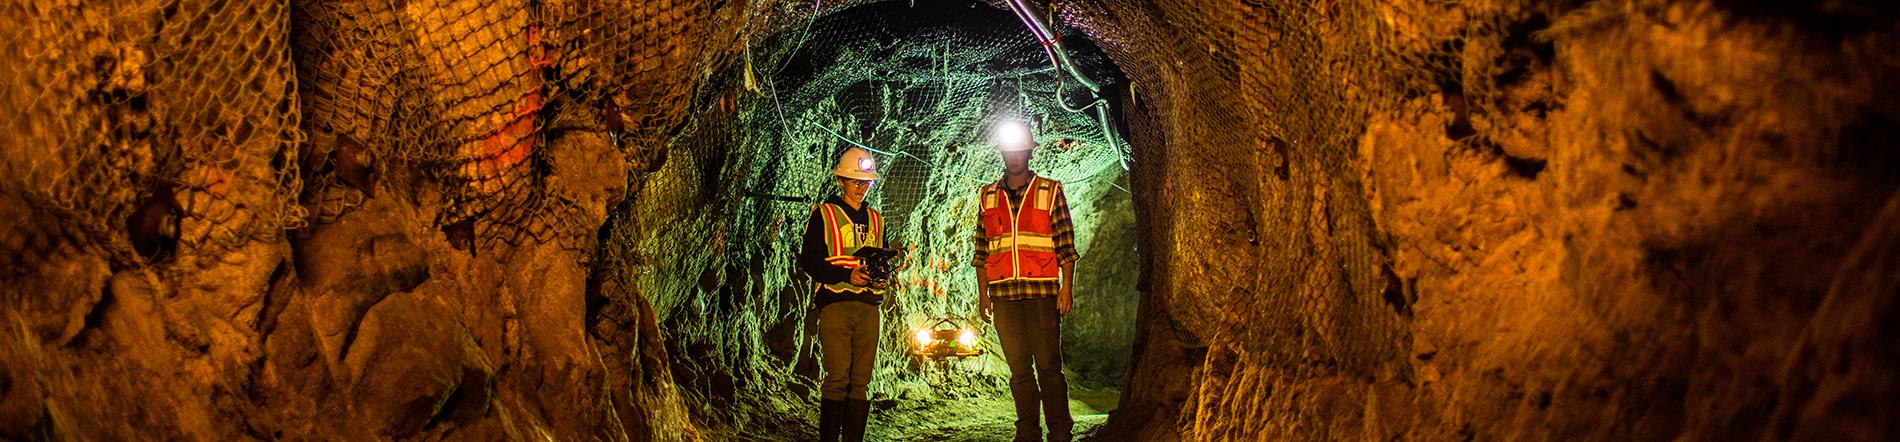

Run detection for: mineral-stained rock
[[1, 0, 1895, 440]]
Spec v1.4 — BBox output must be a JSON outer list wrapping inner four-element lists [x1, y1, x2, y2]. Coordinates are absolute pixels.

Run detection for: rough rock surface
[[2, 0, 1896, 440], [1096, 0, 1900, 440]]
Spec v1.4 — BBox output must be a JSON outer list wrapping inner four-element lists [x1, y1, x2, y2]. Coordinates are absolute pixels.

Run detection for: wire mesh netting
[[0, 0, 734, 266], [0, 0, 1500, 438], [293, 0, 724, 255], [0, 0, 304, 274], [1075, 0, 1566, 437], [745, 0, 1133, 389], [1, 0, 731, 437], [612, 1, 1134, 434]]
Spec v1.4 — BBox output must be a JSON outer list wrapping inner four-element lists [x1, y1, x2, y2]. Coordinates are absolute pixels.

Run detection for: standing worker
[[972, 121, 1080, 442], [798, 147, 889, 442]]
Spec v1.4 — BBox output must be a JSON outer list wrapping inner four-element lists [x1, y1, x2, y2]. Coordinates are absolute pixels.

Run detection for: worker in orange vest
[[797, 147, 888, 442], [972, 121, 1080, 442]]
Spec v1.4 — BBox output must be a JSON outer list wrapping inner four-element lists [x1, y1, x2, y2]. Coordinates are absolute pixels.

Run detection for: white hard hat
[[993, 120, 1038, 152], [833, 147, 880, 180]]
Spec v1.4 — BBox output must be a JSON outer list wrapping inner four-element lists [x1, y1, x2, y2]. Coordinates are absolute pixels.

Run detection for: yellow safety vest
[[815, 203, 885, 295]]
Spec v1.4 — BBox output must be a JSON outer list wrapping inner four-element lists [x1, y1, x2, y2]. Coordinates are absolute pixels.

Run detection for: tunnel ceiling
[[740, 0, 1129, 217]]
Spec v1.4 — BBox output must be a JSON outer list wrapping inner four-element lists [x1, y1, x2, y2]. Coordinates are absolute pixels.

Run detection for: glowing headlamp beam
[[994, 120, 1032, 150]]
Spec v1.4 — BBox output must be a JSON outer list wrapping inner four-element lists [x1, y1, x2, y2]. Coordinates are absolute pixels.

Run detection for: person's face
[[838, 177, 873, 206], [1001, 150, 1032, 175]]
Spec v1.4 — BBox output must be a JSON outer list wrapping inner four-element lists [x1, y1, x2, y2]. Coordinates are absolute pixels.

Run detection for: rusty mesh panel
[[1071, 0, 1551, 438], [290, 1, 730, 439], [1227, 0, 1538, 377], [1067, 0, 1534, 378], [0, 0, 304, 273], [290, 0, 728, 256]]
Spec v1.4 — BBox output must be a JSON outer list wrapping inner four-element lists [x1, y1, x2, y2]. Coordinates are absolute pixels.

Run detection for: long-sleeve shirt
[[798, 195, 884, 307], [971, 174, 1080, 300]]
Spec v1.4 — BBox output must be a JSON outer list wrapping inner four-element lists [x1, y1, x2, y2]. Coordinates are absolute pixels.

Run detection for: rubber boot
[[819, 399, 845, 442], [842, 399, 871, 442]]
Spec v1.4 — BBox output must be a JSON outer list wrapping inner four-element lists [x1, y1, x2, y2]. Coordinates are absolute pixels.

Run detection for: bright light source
[[909, 319, 985, 362], [994, 120, 1031, 150], [858, 157, 875, 171]]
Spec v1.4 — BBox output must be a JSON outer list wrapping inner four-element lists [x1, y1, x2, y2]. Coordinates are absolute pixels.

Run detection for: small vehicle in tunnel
[[911, 317, 987, 360]]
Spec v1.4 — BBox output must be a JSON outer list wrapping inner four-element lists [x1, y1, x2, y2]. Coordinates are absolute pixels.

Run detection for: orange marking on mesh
[[478, 90, 541, 174]]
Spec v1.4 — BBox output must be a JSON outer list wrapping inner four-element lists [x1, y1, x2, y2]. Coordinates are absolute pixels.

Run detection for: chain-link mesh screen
[[2, 0, 735, 439], [6, 0, 1892, 440], [0, 0, 1487, 438], [0, 0, 304, 273], [1081, 0, 1584, 438], [293, 0, 726, 254], [733, 0, 1130, 363], [615, 1, 1133, 436]]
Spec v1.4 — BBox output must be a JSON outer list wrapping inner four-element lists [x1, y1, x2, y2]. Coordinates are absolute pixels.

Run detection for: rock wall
[[0, 0, 737, 439], [1077, 0, 1900, 440], [1, 0, 1895, 440]]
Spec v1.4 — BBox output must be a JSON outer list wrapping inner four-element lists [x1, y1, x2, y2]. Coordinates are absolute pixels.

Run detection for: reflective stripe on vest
[[979, 176, 1062, 284], [815, 203, 885, 295], [988, 232, 1056, 253]]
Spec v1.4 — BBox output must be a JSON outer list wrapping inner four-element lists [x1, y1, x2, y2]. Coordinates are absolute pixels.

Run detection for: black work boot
[[842, 399, 871, 442], [1013, 422, 1042, 442], [1010, 390, 1042, 442], [819, 399, 845, 442]]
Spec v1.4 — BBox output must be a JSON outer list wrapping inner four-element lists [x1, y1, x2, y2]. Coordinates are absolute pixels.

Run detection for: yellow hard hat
[[993, 120, 1037, 152], [833, 147, 880, 180]]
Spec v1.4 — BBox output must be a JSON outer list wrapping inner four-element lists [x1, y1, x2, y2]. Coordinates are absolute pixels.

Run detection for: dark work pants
[[818, 301, 880, 401], [992, 296, 1071, 437]]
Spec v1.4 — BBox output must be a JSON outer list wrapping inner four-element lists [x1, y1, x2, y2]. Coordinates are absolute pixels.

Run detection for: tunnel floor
[[862, 385, 1119, 441]]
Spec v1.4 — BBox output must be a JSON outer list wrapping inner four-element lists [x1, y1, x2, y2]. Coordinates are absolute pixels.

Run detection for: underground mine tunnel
[[1, 0, 1898, 440]]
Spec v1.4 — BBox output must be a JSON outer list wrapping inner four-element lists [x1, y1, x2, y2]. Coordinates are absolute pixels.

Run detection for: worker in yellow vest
[[972, 121, 1080, 442], [797, 147, 888, 442]]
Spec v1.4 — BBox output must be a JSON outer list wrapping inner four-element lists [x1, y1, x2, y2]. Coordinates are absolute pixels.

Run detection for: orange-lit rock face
[[1099, 1, 1898, 440], [1, 0, 1895, 440], [1, 0, 709, 439]]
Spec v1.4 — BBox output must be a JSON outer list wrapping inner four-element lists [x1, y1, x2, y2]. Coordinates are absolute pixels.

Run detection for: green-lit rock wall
[[620, 3, 1142, 438]]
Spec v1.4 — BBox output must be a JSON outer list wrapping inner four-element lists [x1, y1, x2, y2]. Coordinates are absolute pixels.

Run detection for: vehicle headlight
[[956, 329, 977, 348], [915, 329, 935, 347]]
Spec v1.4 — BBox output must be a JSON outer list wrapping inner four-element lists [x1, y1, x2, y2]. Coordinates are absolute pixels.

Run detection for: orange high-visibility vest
[[978, 176, 1062, 284], [815, 203, 885, 295]]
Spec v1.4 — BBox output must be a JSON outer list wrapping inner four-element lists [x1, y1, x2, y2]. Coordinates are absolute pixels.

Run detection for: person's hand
[[849, 268, 872, 286], [1057, 286, 1073, 317], [978, 295, 993, 323]]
